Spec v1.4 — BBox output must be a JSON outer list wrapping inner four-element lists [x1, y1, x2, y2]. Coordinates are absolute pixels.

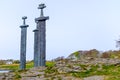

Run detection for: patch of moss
[[14, 72, 22, 79], [105, 76, 120, 80], [69, 64, 120, 78], [46, 61, 55, 67], [45, 66, 58, 74], [73, 51, 79, 59]]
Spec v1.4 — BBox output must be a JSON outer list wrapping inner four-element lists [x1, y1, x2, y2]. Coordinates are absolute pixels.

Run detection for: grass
[[1, 60, 120, 80], [46, 61, 55, 67], [0, 64, 19, 70], [45, 61, 57, 74], [105, 76, 120, 80], [73, 51, 80, 59], [0, 61, 55, 70], [70, 64, 120, 80], [0, 62, 34, 70]]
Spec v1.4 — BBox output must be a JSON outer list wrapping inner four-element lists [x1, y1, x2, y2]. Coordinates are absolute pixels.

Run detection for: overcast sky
[[0, 0, 120, 60]]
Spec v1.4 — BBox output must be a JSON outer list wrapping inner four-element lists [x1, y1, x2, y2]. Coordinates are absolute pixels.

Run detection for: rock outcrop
[[1, 58, 120, 80]]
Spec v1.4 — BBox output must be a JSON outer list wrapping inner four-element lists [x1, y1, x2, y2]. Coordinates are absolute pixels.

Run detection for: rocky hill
[[68, 49, 120, 60], [1, 57, 120, 80], [67, 49, 100, 60], [1, 49, 120, 80]]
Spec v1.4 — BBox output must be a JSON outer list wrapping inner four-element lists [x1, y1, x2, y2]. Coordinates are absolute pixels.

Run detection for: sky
[[0, 0, 120, 60]]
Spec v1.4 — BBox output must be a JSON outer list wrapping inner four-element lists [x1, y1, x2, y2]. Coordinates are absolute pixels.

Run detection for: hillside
[[1, 50, 120, 80], [68, 49, 120, 60], [0, 58, 120, 80]]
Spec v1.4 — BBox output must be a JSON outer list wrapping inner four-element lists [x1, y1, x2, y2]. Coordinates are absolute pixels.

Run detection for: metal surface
[[20, 16, 29, 70], [34, 3, 49, 67]]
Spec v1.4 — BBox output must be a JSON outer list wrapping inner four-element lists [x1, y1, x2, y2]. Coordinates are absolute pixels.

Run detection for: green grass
[[105, 76, 120, 80], [70, 64, 120, 79], [0, 62, 34, 70], [1, 61, 120, 80], [73, 51, 80, 59], [0, 64, 19, 70], [46, 61, 55, 67], [26, 62, 34, 69], [0, 61, 54, 70]]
